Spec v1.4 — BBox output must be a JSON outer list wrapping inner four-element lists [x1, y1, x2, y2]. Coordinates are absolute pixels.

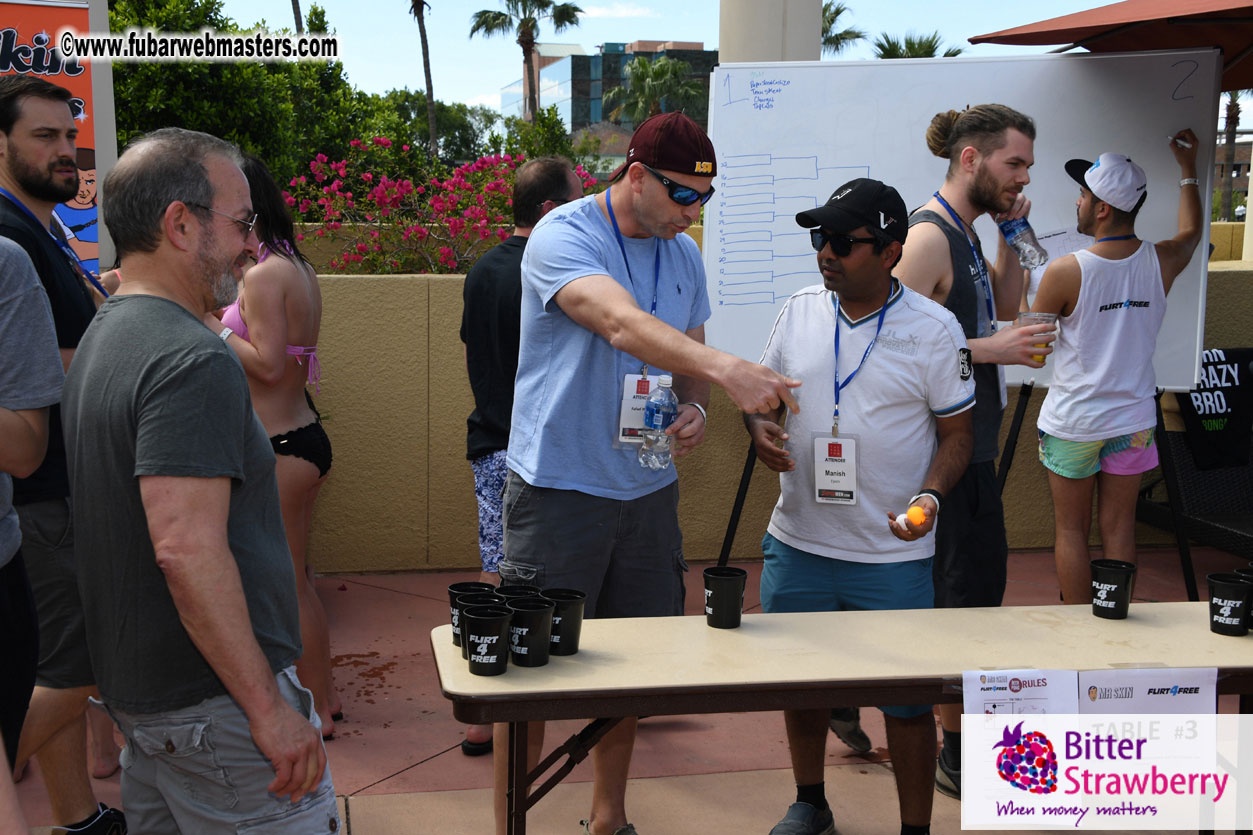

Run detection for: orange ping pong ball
[[907, 505, 926, 526]]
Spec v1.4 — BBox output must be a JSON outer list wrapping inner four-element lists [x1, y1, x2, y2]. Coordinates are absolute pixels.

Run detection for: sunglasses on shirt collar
[[809, 228, 878, 256], [641, 164, 716, 207]]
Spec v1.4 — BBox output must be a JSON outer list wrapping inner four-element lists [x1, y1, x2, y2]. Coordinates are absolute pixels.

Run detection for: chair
[[1136, 349, 1253, 601]]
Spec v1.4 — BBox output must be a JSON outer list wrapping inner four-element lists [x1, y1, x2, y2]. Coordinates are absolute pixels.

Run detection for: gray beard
[[209, 269, 239, 309]]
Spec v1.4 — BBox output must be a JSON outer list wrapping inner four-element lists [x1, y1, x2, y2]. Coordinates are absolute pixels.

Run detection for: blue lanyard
[[830, 288, 889, 435], [0, 187, 108, 299], [933, 192, 995, 334], [1096, 234, 1136, 243], [605, 187, 661, 375]]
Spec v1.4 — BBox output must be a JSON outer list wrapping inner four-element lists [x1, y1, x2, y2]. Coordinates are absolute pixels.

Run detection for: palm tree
[[873, 31, 963, 59], [602, 56, 701, 125], [469, 0, 582, 122], [291, 0, 303, 33], [1219, 89, 1248, 221], [821, 1, 865, 57], [411, 0, 439, 158]]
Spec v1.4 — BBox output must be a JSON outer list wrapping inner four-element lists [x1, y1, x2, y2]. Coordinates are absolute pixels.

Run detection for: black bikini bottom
[[270, 419, 332, 478]]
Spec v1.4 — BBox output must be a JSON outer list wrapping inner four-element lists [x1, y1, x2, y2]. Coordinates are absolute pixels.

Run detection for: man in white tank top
[[1031, 129, 1202, 605]]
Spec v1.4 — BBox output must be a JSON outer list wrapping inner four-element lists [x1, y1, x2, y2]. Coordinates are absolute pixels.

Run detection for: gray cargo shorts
[[105, 667, 339, 834], [500, 471, 687, 619]]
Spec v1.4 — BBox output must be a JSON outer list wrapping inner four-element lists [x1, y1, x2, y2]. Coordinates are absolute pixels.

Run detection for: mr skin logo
[[1098, 298, 1151, 312], [995, 722, 1059, 794]]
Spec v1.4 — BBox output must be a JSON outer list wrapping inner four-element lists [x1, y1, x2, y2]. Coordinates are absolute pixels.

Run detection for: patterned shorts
[[1038, 428, 1158, 479], [470, 450, 508, 573]]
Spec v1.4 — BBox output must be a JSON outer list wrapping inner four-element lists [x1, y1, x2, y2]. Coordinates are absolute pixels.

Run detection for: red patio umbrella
[[970, 0, 1253, 91]]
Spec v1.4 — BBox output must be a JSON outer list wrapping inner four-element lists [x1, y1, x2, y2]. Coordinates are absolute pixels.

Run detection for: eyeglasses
[[641, 164, 716, 207], [809, 228, 878, 256], [187, 202, 258, 237]]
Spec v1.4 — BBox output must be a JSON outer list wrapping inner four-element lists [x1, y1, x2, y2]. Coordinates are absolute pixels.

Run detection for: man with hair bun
[[893, 103, 1053, 799]]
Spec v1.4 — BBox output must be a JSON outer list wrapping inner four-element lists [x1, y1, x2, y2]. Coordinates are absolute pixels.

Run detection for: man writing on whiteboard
[[892, 103, 1053, 799], [1032, 130, 1202, 605]]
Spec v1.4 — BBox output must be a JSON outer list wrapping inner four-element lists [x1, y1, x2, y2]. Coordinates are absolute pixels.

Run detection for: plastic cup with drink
[[1016, 311, 1058, 364]]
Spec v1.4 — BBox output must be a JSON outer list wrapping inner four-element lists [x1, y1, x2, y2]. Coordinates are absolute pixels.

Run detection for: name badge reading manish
[[617, 374, 659, 445], [813, 436, 858, 504]]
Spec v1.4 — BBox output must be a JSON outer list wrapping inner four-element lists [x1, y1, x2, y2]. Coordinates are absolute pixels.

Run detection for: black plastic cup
[[1090, 559, 1136, 619], [1235, 567, 1253, 627], [542, 588, 587, 656], [463, 604, 512, 676], [457, 593, 505, 659], [496, 583, 543, 600], [448, 581, 495, 647], [506, 597, 555, 667], [1206, 573, 1253, 636], [703, 566, 748, 629]]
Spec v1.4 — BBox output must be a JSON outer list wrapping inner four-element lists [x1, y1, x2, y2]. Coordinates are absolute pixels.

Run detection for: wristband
[[683, 402, 707, 422], [1179, 178, 1198, 187], [910, 489, 942, 515], [218, 327, 233, 341]]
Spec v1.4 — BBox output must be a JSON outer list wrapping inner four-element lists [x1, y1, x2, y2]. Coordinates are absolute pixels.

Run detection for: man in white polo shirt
[[745, 178, 974, 835]]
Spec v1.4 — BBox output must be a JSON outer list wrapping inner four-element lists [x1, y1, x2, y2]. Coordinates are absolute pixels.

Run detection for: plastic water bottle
[[638, 375, 678, 471], [997, 217, 1048, 269]]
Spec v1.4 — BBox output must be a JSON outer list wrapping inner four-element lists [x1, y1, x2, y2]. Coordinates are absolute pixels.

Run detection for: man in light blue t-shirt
[[493, 112, 801, 835]]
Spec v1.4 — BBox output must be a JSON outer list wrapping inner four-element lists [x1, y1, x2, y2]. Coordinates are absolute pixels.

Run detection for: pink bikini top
[[221, 241, 321, 390]]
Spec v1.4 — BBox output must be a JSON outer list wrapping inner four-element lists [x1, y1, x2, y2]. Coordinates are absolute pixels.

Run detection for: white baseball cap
[[1065, 153, 1147, 213]]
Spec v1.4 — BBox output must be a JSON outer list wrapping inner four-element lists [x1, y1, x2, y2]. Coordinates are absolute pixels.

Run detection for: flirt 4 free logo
[[995, 722, 1059, 794]]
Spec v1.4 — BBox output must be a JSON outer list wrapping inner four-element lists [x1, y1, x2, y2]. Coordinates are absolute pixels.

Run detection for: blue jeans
[[106, 667, 339, 834]]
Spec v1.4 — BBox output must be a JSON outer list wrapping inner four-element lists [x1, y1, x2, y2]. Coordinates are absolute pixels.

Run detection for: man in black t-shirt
[[457, 156, 583, 757], [0, 74, 122, 835]]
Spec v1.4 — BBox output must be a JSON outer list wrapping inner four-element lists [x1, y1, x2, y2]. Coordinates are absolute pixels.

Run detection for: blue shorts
[[760, 532, 933, 719]]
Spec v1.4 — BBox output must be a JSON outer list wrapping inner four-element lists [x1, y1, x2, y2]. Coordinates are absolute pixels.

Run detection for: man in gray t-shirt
[[0, 237, 63, 770], [62, 129, 338, 834]]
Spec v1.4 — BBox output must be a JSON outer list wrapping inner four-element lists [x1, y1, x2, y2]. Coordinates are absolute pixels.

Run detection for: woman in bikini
[[211, 155, 341, 736]]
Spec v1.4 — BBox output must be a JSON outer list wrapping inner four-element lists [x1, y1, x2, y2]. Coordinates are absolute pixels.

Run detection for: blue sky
[[216, 0, 1103, 107]]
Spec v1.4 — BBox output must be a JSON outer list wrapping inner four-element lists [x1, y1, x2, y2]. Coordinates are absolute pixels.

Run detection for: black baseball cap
[[795, 178, 908, 245], [609, 112, 717, 182]]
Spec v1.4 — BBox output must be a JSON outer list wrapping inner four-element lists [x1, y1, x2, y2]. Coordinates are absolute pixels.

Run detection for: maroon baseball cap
[[609, 112, 717, 182]]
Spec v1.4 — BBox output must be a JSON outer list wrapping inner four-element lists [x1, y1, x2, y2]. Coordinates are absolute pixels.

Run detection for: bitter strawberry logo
[[994, 722, 1058, 794]]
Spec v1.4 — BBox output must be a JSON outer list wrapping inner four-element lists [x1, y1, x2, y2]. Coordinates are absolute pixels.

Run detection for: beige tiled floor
[[17, 546, 1242, 834]]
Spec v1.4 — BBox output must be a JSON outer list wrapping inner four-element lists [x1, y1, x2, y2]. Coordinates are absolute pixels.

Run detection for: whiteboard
[[703, 49, 1221, 391]]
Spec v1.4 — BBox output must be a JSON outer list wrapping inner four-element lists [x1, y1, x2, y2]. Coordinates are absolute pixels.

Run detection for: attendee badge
[[813, 436, 857, 504], [617, 374, 659, 445]]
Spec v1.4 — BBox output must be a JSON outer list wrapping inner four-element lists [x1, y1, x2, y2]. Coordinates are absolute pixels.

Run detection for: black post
[[718, 442, 758, 567], [997, 381, 1035, 495]]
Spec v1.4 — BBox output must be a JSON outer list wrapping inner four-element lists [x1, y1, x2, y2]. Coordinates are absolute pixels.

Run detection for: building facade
[[501, 40, 719, 133]]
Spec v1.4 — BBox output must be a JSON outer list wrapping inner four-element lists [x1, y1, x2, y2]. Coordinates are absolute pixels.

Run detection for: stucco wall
[[1210, 222, 1245, 261], [308, 264, 1253, 573]]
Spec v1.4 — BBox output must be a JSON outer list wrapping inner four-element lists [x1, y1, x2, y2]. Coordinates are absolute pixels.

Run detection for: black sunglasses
[[810, 228, 878, 256], [641, 164, 716, 207]]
